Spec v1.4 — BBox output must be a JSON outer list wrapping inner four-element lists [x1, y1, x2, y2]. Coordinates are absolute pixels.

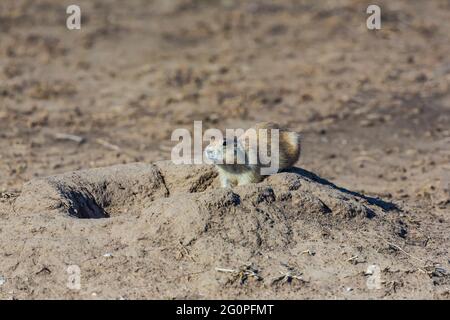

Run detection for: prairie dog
[[204, 122, 301, 187]]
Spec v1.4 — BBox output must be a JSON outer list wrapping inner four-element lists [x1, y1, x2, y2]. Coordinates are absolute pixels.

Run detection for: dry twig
[[215, 264, 262, 284]]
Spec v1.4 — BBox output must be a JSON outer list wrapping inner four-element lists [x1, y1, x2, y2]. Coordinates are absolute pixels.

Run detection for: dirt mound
[[7, 161, 434, 300], [16, 160, 390, 218]]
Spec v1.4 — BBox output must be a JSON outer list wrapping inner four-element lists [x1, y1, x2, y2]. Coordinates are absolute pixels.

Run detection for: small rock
[[415, 73, 428, 82], [0, 276, 6, 286], [359, 119, 374, 127]]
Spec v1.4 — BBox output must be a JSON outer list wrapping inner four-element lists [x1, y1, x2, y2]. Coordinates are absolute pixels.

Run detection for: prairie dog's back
[[239, 122, 301, 170]]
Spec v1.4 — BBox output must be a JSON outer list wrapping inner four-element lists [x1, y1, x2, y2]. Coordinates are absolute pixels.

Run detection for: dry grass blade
[[215, 264, 263, 284]]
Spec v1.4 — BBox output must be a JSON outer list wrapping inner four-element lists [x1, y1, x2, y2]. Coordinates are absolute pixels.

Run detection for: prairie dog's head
[[204, 136, 246, 165]]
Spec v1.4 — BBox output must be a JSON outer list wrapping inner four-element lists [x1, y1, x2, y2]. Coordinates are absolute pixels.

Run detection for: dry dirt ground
[[0, 0, 449, 299]]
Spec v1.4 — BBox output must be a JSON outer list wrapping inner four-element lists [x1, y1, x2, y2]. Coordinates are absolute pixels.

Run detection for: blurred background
[[0, 0, 449, 210]]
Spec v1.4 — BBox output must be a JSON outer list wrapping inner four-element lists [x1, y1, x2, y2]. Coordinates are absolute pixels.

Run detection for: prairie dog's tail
[[278, 130, 301, 169]]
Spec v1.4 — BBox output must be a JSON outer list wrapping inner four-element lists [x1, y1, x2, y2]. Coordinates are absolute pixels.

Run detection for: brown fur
[[205, 122, 301, 187], [239, 122, 301, 170]]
